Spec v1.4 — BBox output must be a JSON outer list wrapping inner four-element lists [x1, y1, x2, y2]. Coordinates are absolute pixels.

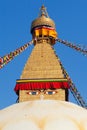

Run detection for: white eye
[[53, 91, 56, 94], [29, 92, 32, 95]]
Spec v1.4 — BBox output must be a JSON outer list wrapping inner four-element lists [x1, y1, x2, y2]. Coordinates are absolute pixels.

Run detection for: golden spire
[[39, 5, 49, 17]]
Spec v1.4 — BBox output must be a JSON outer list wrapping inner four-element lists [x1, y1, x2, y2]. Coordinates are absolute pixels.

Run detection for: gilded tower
[[14, 5, 69, 102]]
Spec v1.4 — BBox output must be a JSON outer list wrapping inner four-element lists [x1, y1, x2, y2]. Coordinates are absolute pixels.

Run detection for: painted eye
[[32, 92, 37, 95], [29, 91, 39, 95], [45, 91, 56, 95]]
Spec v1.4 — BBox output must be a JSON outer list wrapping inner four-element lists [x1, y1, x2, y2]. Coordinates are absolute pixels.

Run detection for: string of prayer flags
[[56, 38, 87, 56], [0, 40, 33, 69]]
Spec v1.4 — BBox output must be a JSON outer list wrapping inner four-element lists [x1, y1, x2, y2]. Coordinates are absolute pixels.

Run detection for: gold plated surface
[[31, 15, 55, 31]]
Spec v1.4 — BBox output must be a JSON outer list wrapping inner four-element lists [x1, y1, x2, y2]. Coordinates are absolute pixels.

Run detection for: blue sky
[[0, 0, 87, 109]]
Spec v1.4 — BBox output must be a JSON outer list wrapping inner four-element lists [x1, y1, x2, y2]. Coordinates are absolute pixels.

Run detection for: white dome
[[0, 100, 87, 130]]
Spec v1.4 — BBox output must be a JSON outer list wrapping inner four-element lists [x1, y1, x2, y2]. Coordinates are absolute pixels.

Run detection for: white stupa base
[[0, 100, 87, 130]]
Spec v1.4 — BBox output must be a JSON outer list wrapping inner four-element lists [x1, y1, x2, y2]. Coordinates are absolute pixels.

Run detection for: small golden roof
[[31, 5, 56, 33]]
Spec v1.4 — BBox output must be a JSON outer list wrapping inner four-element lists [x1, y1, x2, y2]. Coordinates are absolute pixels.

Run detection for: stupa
[[0, 5, 87, 130], [14, 5, 69, 103]]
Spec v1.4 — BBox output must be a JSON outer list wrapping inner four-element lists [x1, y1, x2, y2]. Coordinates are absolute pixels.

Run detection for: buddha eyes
[[27, 90, 56, 95]]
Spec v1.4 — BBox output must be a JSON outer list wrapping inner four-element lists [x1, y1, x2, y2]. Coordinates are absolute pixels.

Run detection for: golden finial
[[39, 5, 49, 17], [41, 5, 45, 10]]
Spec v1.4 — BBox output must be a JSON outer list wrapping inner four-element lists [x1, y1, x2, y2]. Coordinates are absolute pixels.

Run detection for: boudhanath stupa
[[0, 5, 87, 130]]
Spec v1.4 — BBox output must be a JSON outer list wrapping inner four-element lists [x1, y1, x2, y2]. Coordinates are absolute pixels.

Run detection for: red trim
[[14, 81, 69, 92], [35, 26, 55, 30]]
